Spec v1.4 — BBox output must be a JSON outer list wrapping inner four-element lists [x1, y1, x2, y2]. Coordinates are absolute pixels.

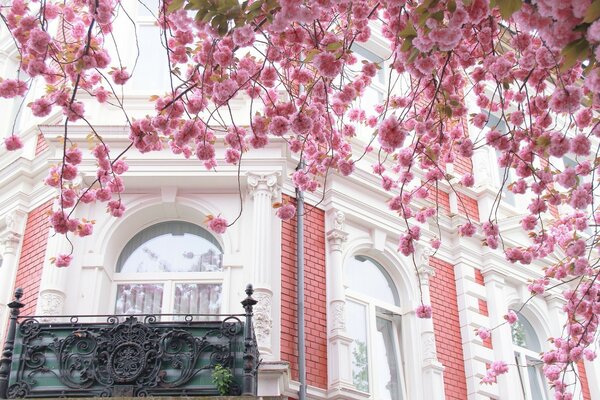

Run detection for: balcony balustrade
[[0, 286, 259, 398]]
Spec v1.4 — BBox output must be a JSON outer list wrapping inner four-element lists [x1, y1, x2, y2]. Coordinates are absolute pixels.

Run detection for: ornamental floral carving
[[252, 291, 272, 349]]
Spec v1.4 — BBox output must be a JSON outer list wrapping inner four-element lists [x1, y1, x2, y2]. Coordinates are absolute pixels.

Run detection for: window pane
[[118, 221, 223, 273], [347, 300, 369, 392], [375, 316, 403, 400], [173, 283, 222, 319], [527, 360, 547, 400], [130, 24, 170, 92], [345, 256, 400, 306], [115, 283, 163, 314], [511, 312, 541, 352], [137, 0, 159, 17]]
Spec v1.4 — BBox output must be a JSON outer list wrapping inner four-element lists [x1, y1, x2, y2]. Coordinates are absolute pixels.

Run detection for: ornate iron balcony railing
[[0, 285, 259, 398]]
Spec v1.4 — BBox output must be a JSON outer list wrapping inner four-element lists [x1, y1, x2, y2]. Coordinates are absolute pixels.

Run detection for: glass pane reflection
[[174, 283, 222, 320], [375, 316, 402, 400], [115, 283, 163, 314], [118, 222, 223, 273], [347, 300, 369, 392]]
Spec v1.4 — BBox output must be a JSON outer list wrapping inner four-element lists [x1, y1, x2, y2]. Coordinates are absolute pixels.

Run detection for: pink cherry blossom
[[208, 216, 228, 234], [476, 327, 490, 340], [4, 135, 23, 151], [55, 254, 73, 268], [276, 204, 296, 221], [112, 68, 130, 85], [504, 310, 518, 325], [416, 304, 432, 319]]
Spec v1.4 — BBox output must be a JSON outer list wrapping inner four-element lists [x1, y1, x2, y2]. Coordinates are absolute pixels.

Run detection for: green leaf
[[167, 0, 184, 13], [583, 0, 600, 23], [407, 48, 420, 64], [448, 0, 456, 13], [326, 41, 343, 51], [399, 22, 417, 39], [492, 0, 522, 20], [400, 37, 414, 52], [430, 10, 444, 21], [304, 49, 320, 63], [247, 0, 263, 12], [560, 38, 590, 72]]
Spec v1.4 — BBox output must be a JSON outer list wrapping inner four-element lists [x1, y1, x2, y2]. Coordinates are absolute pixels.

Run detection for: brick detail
[[578, 360, 591, 400], [474, 269, 485, 286], [454, 155, 473, 176], [456, 193, 479, 221], [280, 195, 328, 389], [482, 336, 492, 349], [424, 182, 479, 221], [35, 133, 48, 155], [14, 201, 52, 316], [425, 182, 451, 214], [429, 256, 468, 400], [478, 299, 489, 316]]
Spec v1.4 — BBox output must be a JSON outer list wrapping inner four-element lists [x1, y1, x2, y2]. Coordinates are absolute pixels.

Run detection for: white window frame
[[510, 313, 550, 400], [112, 221, 227, 318], [345, 256, 410, 400], [513, 344, 548, 400]]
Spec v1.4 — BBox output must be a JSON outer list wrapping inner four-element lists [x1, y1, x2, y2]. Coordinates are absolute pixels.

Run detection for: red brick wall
[[429, 256, 468, 399], [456, 193, 480, 221], [280, 195, 328, 390], [14, 201, 52, 316], [425, 182, 451, 214], [35, 133, 48, 155], [578, 360, 592, 400], [454, 154, 473, 176], [424, 182, 480, 221]]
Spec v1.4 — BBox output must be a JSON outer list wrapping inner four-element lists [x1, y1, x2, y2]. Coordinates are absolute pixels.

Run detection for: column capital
[[246, 172, 279, 198], [0, 210, 26, 254], [0, 232, 21, 254], [326, 229, 348, 249]]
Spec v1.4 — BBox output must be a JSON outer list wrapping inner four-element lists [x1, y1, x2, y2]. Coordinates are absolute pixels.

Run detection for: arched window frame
[[112, 220, 225, 319], [344, 253, 413, 400], [510, 309, 550, 400]]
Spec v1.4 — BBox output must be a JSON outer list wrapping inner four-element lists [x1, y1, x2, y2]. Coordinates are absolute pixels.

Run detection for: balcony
[[0, 286, 259, 399]]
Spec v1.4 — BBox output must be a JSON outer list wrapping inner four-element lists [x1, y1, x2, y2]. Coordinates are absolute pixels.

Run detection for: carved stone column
[[36, 232, 71, 319], [415, 243, 446, 399], [0, 211, 25, 343], [326, 211, 353, 390], [247, 172, 279, 358]]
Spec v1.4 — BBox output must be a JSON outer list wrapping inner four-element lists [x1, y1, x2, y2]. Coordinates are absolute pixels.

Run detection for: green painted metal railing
[[0, 286, 259, 398]]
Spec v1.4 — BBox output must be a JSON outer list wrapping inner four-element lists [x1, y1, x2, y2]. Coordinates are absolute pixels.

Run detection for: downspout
[[296, 162, 307, 400]]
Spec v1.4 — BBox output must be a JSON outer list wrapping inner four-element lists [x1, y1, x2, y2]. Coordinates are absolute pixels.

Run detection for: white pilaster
[[36, 232, 71, 319], [482, 270, 521, 400], [326, 210, 353, 391], [0, 210, 26, 343], [415, 243, 446, 400], [247, 171, 279, 358]]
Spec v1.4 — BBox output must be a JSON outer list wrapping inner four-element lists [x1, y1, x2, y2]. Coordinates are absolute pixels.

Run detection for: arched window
[[114, 221, 223, 318], [345, 255, 405, 400], [511, 311, 548, 400]]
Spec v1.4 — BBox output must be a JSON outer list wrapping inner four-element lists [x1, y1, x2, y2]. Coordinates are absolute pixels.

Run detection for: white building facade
[[0, 1, 599, 399]]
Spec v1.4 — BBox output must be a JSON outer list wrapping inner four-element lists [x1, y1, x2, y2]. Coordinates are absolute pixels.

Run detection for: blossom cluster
[[1, 0, 599, 394]]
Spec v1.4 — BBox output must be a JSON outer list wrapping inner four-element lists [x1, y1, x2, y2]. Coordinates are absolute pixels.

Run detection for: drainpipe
[[296, 162, 307, 400]]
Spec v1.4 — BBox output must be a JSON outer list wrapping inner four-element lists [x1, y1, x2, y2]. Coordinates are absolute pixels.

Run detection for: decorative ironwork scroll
[[1, 286, 259, 398]]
